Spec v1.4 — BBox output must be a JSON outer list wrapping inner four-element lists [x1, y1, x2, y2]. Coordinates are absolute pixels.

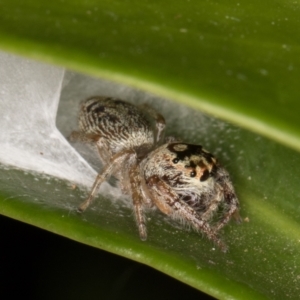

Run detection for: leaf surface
[[0, 1, 300, 299]]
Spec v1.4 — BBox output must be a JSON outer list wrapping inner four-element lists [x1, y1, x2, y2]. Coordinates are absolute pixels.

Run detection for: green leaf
[[0, 1, 300, 299]]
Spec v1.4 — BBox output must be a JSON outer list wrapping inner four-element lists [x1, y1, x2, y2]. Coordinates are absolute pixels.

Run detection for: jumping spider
[[69, 96, 241, 252]]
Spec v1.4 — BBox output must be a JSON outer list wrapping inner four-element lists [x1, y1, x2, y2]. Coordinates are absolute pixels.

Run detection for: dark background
[[0, 214, 214, 300]]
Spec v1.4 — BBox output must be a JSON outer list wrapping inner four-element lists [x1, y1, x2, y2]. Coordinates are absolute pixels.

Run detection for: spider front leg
[[78, 149, 136, 212], [213, 173, 242, 232], [147, 175, 228, 252], [213, 196, 241, 232], [200, 186, 240, 233], [214, 205, 241, 233], [200, 188, 224, 222]]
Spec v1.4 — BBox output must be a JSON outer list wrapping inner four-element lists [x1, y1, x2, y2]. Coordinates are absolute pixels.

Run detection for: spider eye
[[172, 158, 179, 164], [190, 171, 196, 177], [200, 169, 210, 182]]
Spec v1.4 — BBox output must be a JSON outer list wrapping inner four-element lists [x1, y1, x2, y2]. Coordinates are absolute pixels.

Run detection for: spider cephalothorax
[[70, 96, 241, 252]]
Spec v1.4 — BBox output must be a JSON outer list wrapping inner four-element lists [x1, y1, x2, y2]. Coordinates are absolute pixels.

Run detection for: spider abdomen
[[78, 96, 155, 154]]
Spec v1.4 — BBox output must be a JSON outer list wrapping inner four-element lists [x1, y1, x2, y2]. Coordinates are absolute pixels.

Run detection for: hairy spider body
[[70, 96, 241, 252], [76, 97, 156, 158]]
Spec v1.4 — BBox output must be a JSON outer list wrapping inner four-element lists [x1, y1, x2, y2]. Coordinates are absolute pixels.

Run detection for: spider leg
[[78, 149, 135, 212], [140, 104, 166, 145], [95, 138, 112, 165], [69, 132, 111, 166], [213, 204, 241, 232], [68, 131, 100, 143], [147, 175, 228, 252], [129, 165, 148, 240], [213, 178, 242, 232], [200, 189, 223, 222]]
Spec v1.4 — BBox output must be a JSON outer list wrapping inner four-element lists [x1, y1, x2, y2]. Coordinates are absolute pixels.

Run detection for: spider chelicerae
[[69, 96, 241, 252]]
